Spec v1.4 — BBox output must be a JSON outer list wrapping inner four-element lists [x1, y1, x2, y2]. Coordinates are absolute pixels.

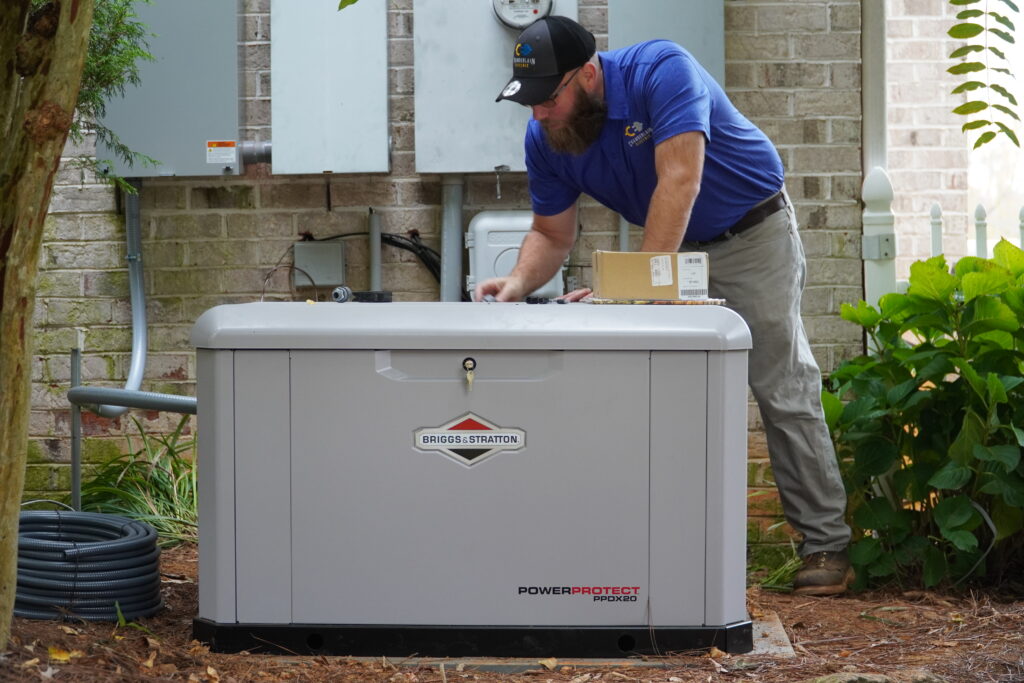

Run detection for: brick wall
[[887, 1, 970, 276], [724, 0, 864, 563], [29, 1, 866, 561]]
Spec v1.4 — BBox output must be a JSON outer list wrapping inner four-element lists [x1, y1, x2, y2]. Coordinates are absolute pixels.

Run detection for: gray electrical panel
[[98, 0, 241, 178], [271, 1, 389, 174], [414, 0, 578, 174], [608, 0, 725, 85]]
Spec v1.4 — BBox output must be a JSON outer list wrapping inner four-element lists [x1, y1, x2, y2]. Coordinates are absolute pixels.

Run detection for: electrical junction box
[[292, 241, 345, 290], [466, 211, 564, 299], [191, 302, 753, 657]]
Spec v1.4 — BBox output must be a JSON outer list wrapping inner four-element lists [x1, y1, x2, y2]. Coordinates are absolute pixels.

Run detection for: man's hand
[[474, 276, 531, 302]]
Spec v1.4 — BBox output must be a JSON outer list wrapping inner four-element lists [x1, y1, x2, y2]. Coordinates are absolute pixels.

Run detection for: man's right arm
[[474, 204, 578, 302]]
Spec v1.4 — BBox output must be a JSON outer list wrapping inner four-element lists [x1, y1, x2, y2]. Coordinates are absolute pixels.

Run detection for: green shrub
[[80, 415, 196, 546], [825, 239, 1024, 590]]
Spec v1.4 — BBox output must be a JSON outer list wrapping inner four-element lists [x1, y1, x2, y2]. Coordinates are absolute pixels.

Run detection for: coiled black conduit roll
[[15, 510, 162, 621]]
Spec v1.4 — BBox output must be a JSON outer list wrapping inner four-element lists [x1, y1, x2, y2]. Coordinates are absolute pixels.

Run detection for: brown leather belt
[[698, 190, 786, 245]]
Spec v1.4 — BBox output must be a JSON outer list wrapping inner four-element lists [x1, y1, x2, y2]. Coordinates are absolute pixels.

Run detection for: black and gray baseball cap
[[495, 16, 596, 106]]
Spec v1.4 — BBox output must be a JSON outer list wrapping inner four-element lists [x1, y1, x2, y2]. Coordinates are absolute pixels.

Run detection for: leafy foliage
[[79, 416, 196, 547], [947, 0, 1020, 149], [825, 240, 1024, 590], [70, 0, 157, 189]]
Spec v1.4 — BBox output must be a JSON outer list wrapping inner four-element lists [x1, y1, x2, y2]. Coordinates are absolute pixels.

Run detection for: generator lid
[[191, 302, 751, 351]]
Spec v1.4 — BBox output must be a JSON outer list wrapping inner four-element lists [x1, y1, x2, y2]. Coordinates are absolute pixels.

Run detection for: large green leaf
[[964, 296, 1020, 335], [934, 494, 975, 528], [928, 461, 974, 490], [961, 269, 1013, 301], [849, 536, 883, 565], [841, 300, 882, 328], [949, 22, 985, 38], [943, 528, 979, 552], [993, 239, 1024, 276], [949, 410, 986, 465], [987, 372, 1010, 405], [991, 500, 1024, 540], [841, 397, 887, 425], [907, 260, 958, 302], [853, 497, 910, 532], [821, 390, 843, 432], [956, 9, 985, 18], [997, 0, 1019, 12], [980, 472, 1024, 506], [886, 379, 921, 407], [973, 443, 1021, 471], [951, 360, 987, 402], [1013, 425, 1024, 447], [855, 439, 900, 476], [879, 292, 913, 319]]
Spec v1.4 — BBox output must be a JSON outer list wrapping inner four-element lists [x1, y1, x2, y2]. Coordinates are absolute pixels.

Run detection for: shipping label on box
[[592, 251, 709, 301]]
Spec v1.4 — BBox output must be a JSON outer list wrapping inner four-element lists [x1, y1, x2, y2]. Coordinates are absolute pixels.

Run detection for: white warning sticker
[[650, 255, 673, 287], [206, 140, 237, 165]]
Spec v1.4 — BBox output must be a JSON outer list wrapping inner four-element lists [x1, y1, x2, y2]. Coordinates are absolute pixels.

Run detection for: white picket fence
[[862, 166, 1024, 302]]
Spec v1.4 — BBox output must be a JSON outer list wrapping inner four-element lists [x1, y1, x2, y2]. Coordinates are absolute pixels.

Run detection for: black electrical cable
[[15, 511, 163, 622], [314, 229, 470, 301]]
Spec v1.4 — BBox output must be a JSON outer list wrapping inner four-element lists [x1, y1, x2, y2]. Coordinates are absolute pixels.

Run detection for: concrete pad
[[340, 613, 796, 674]]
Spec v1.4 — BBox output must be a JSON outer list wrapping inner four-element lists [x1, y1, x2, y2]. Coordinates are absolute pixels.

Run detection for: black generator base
[[192, 618, 754, 657]]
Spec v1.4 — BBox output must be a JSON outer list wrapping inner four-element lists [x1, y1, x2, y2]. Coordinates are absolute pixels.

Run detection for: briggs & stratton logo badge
[[414, 413, 525, 467]]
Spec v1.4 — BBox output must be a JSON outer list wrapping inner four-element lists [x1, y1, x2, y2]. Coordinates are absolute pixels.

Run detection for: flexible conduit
[[15, 511, 162, 621], [94, 180, 147, 419]]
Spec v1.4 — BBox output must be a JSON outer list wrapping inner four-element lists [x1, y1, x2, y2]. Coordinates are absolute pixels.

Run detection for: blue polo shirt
[[525, 40, 784, 242]]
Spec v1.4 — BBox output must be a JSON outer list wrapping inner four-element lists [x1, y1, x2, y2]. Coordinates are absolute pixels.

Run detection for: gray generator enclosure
[[191, 302, 753, 657]]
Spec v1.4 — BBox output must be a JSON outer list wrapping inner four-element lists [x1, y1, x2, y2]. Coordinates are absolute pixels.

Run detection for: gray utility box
[[190, 302, 753, 657]]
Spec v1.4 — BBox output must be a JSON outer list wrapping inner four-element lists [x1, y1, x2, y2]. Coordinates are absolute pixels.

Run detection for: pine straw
[[2, 545, 1022, 683]]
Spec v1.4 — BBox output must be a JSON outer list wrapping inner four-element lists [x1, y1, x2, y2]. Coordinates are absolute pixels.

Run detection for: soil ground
[[2, 544, 1023, 683]]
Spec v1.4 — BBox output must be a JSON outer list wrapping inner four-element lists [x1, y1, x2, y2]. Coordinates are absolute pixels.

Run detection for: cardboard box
[[591, 251, 709, 301]]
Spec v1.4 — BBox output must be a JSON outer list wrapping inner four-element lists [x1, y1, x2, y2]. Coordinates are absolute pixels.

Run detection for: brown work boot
[[792, 549, 854, 596]]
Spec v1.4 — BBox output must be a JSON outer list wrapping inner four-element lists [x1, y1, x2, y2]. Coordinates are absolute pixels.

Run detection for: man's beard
[[542, 85, 607, 155]]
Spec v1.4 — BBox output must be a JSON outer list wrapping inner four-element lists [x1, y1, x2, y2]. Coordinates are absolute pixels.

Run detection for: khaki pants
[[683, 191, 851, 556]]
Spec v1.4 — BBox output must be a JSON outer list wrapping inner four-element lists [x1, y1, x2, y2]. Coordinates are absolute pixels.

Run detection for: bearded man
[[476, 16, 853, 596]]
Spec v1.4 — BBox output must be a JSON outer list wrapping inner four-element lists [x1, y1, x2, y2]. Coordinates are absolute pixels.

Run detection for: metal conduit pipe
[[67, 386, 197, 415], [440, 175, 465, 302], [369, 207, 382, 291], [93, 178, 147, 418]]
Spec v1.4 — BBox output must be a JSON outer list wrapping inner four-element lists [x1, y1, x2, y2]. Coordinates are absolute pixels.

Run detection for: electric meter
[[492, 0, 553, 29]]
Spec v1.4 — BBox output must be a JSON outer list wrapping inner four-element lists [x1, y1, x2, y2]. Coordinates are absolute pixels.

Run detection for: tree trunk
[[0, 0, 95, 650]]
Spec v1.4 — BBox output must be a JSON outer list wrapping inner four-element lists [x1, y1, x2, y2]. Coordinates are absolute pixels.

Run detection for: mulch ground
[[2, 544, 1023, 682]]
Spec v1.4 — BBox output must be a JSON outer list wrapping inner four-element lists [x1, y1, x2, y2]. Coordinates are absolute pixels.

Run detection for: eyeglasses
[[526, 68, 581, 109]]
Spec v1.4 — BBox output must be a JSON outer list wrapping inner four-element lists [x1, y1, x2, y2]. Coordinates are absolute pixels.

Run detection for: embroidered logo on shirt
[[624, 121, 653, 147]]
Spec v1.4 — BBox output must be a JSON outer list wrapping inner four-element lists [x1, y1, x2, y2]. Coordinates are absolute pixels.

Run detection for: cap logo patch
[[515, 42, 533, 57], [502, 81, 523, 98]]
